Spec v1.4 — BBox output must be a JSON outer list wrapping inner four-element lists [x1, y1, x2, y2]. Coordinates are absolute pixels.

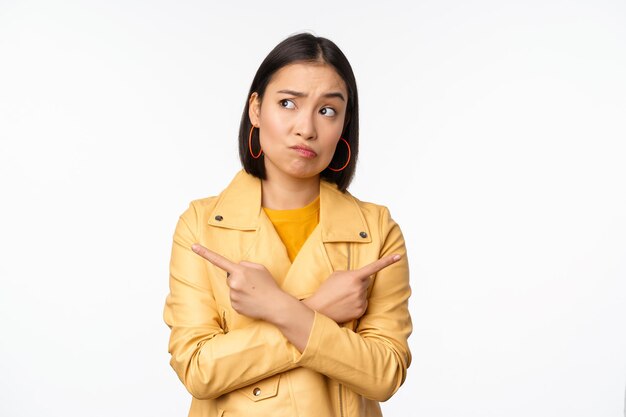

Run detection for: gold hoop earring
[[248, 126, 262, 159], [328, 137, 351, 172]]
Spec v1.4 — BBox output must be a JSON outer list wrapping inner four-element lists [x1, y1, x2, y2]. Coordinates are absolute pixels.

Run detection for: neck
[[261, 171, 320, 210]]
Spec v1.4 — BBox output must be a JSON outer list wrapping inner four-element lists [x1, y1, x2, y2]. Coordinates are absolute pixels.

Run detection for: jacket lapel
[[280, 180, 373, 298], [245, 210, 292, 287], [208, 170, 373, 298], [206, 171, 291, 284]]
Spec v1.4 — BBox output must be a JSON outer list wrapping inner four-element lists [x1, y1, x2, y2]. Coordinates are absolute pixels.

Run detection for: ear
[[248, 92, 261, 127]]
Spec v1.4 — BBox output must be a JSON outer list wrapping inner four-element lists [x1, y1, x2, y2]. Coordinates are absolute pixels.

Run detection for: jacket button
[[359, 231, 368, 238], [214, 215, 223, 221], [253, 387, 261, 396]]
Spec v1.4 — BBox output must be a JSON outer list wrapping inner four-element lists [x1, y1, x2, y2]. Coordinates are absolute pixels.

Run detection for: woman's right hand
[[303, 254, 401, 324]]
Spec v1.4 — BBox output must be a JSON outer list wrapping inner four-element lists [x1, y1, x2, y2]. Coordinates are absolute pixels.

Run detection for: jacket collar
[[208, 170, 371, 243]]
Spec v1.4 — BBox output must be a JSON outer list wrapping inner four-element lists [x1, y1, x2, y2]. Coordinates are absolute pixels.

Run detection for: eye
[[320, 107, 336, 117], [280, 99, 295, 109]]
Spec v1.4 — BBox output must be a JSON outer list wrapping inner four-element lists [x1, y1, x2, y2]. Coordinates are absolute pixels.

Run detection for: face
[[248, 62, 348, 181]]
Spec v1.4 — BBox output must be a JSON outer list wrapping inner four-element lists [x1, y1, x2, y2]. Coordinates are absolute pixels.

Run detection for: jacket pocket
[[238, 374, 281, 401], [215, 374, 282, 414]]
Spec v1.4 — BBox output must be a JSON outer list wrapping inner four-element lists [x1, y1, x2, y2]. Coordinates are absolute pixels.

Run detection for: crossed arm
[[164, 204, 411, 400], [189, 242, 400, 351]]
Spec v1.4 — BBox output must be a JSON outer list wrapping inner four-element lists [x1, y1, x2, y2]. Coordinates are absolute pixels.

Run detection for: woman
[[164, 32, 412, 417]]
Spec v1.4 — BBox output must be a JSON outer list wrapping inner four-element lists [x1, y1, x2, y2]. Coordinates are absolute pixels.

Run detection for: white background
[[1, 1, 625, 416]]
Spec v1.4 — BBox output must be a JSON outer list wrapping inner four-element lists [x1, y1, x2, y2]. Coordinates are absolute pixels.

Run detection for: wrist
[[268, 292, 315, 353], [266, 292, 312, 326], [301, 294, 319, 311]]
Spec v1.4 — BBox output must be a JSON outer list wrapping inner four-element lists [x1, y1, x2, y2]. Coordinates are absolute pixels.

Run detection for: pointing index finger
[[191, 243, 237, 273], [356, 254, 402, 278]]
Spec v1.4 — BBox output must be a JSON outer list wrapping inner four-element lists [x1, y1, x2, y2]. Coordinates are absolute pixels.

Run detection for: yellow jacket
[[164, 170, 412, 417]]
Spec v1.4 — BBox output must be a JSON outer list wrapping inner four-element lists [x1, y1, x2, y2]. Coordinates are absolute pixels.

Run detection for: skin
[[249, 62, 349, 209], [192, 62, 401, 352]]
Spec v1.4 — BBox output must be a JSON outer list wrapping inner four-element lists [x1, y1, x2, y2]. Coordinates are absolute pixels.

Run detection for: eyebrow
[[277, 89, 346, 102]]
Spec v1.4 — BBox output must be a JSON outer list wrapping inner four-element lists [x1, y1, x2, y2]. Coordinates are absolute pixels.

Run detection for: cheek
[[326, 113, 346, 138], [321, 122, 345, 146], [259, 111, 289, 144], [319, 137, 341, 163]]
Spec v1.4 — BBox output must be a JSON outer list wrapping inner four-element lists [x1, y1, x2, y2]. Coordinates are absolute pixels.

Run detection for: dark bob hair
[[238, 33, 359, 192]]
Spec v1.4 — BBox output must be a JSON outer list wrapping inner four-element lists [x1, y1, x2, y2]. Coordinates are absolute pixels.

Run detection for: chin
[[284, 164, 323, 180], [265, 157, 325, 181]]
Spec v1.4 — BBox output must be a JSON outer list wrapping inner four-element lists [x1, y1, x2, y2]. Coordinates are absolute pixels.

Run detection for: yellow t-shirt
[[263, 196, 320, 262]]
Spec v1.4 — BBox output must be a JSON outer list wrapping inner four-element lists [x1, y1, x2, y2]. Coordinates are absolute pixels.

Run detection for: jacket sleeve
[[294, 207, 412, 401], [163, 202, 299, 400]]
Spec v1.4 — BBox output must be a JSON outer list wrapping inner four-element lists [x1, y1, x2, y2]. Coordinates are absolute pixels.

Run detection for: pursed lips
[[290, 145, 317, 158]]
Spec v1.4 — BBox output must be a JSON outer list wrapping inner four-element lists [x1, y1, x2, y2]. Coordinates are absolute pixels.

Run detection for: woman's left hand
[[191, 243, 285, 321]]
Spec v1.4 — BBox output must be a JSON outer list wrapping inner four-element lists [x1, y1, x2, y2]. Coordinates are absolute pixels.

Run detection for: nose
[[294, 111, 316, 141]]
